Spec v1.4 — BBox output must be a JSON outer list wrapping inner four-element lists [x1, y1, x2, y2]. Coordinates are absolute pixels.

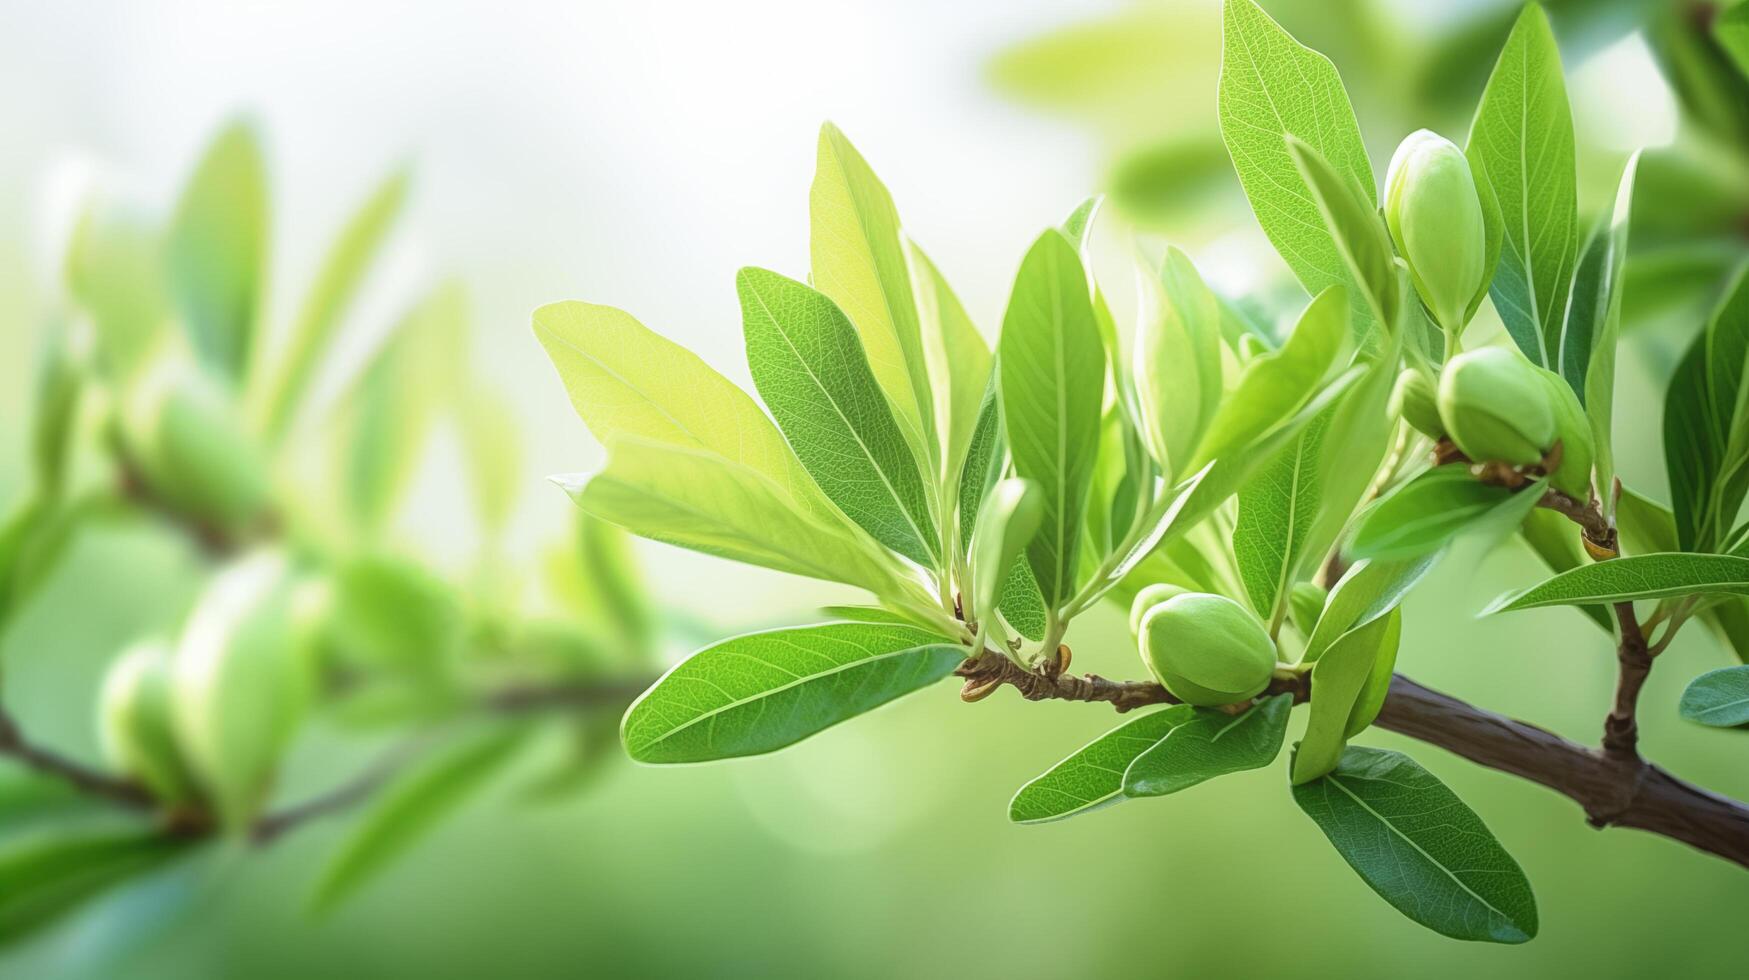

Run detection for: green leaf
[[310, 727, 524, 914], [30, 322, 83, 498], [811, 124, 936, 471], [957, 377, 1004, 555], [970, 479, 1044, 620], [257, 168, 408, 440], [1123, 694, 1292, 798], [738, 267, 939, 567], [1466, 3, 1579, 367], [998, 230, 1105, 608], [1009, 706, 1194, 824], [1191, 286, 1347, 470], [1303, 556, 1434, 664], [327, 554, 462, 676], [457, 385, 523, 536], [1680, 666, 1749, 727], [1518, 509, 1613, 632], [65, 199, 168, 377], [1574, 154, 1638, 520], [1293, 609, 1399, 783], [1284, 136, 1399, 331], [909, 240, 992, 490], [1135, 247, 1224, 481], [573, 513, 656, 659], [564, 437, 901, 596], [1217, 0, 1374, 318], [1716, 2, 1749, 82], [167, 120, 268, 381], [1485, 553, 1749, 612], [0, 828, 193, 947], [621, 623, 962, 763], [1294, 746, 1538, 943], [533, 300, 836, 523], [1235, 409, 1334, 619], [997, 560, 1049, 641], [1617, 485, 1678, 556], [1348, 469, 1545, 561]]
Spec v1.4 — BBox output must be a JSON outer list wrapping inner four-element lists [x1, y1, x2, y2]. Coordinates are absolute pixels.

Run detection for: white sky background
[[0, 0, 1108, 627]]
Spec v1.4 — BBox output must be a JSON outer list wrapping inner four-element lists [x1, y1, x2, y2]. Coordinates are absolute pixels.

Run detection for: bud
[[1138, 592, 1277, 707], [1533, 367, 1594, 499], [1289, 581, 1328, 637], [1390, 368, 1444, 439], [98, 639, 201, 806], [170, 552, 322, 829], [1384, 130, 1488, 334], [121, 346, 269, 535], [1129, 582, 1189, 638], [1437, 347, 1554, 467]]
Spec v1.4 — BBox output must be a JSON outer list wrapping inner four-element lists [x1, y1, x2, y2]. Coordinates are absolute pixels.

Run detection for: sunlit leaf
[[1484, 553, 1749, 612], [167, 120, 268, 381]]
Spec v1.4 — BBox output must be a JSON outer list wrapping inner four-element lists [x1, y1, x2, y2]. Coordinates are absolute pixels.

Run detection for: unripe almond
[[1385, 130, 1488, 334], [1139, 593, 1277, 707], [98, 639, 202, 806], [1437, 347, 1554, 467]]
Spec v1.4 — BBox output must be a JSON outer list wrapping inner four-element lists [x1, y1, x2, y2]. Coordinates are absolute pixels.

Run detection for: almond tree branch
[[0, 704, 154, 811]]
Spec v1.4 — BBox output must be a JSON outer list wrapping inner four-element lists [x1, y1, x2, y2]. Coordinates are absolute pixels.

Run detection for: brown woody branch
[[0, 706, 154, 811]]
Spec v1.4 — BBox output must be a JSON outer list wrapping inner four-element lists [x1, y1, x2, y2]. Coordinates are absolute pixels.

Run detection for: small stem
[[0, 706, 154, 812]]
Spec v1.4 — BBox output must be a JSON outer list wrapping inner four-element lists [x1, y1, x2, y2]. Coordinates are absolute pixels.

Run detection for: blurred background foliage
[[1, 0, 1748, 977]]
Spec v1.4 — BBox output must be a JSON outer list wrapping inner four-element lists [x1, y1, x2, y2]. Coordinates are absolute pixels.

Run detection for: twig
[[0, 706, 154, 811], [250, 729, 443, 844], [952, 647, 1307, 712]]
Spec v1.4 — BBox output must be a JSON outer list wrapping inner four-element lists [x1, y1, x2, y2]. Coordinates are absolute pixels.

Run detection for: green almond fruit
[[1129, 582, 1190, 638], [1139, 592, 1277, 707], [1437, 347, 1554, 467], [170, 551, 323, 830], [1384, 129, 1488, 335], [122, 346, 269, 534], [1391, 368, 1444, 440], [97, 639, 202, 806]]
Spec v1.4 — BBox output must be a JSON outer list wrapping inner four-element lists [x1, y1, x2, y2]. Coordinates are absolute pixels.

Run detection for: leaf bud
[[1437, 347, 1554, 467], [98, 639, 202, 806], [1391, 368, 1444, 439], [121, 346, 269, 535]]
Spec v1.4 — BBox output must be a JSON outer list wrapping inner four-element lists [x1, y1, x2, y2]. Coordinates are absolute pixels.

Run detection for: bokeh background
[[2, 0, 1747, 976]]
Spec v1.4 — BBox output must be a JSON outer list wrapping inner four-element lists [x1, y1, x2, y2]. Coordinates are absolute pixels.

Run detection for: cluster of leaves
[[541, 1, 1749, 945], [0, 122, 659, 945]]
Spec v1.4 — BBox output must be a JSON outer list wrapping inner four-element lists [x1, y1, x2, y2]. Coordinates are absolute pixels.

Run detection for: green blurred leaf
[[64, 199, 169, 377], [811, 123, 936, 473], [0, 827, 192, 948], [30, 321, 84, 497], [621, 622, 961, 763], [1466, 3, 1579, 367], [167, 120, 268, 381], [565, 437, 902, 596], [327, 554, 462, 677], [456, 385, 523, 536], [574, 513, 655, 659], [310, 726, 524, 914], [909, 240, 991, 493], [1719, 3, 1749, 82], [1294, 746, 1538, 943], [1217, 0, 1374, 314], [738, 267, 939, 567], [1485, 553, 1749, 612], [1009, 706, 1194, 824], [1679, 665, 1749, 727], [1293, 609, 1399, 783], [1617, 484, 1679, 556], [257, 168, 408, 441], [1123, 694, 1291, 798], [998, 230, 1104, 608]]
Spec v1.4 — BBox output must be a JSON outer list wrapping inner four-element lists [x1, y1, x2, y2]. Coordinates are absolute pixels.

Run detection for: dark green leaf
[[1009, 706, 1194, 823], [1485, 553, 1749, 612], [621, 623, 962, 763], [0, 828, 193, 947], [1123, 694, 1291, 798], [1293, 609, 1399, 783], [1679, 665, 1749, 727], [1294, 746, 1537, 943]]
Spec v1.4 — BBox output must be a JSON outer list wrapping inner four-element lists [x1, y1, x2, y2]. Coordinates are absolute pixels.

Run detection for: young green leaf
[[998, 229, 1105, 608], [0, 828, 194, 947], [1467, 3, 1579, 367], [1009, 706, 1194, 824], [1716, 2, 1749, 81], [1284, 136, 1399, 331], [957, 377, 1004, 556], [970, 479, 1044, 620], [533, 300, 837, 524], [1294, 746, 1538, 943], [738, 268, 940, 567], [1192, 286, 1347, 470], [908, 240, 991, 489], [1518, 509, 1613, 632], [167, 120, 267, 382], [1235, 408, 1334, 618], [1484, 553, 1749, 612], [310, 726, 525, 914], [1218, 0, 1374, 310], [1347, 469, 1545, 561], [1292, 609, 1399, 784], [1302, 556, 1434, 664], [457, 385, 523, 536], [621, 622, 963, 763], [255, 168, 408, 441], [565, 437, 902, 597], [1123, 694, 1291, 798], [1679, 666, 1749, 727], [65, 199, 170, 377], [811, 124, 936, 472], [1134, 247, 1223, 481], [997, 560, 1049, 641]]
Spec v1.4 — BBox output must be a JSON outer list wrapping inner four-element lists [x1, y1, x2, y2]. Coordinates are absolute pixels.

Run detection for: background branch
[[0, 705, 153, 811]]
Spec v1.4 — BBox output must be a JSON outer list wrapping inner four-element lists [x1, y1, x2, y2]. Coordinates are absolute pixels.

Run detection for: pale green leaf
[[738, 267, 938, 567], [621, 623, 962, 763], [998, 230, 1105, 607], [1303, 556, 1434, 665], [1294, 746, 1538, 943], [1467, 3, 1579, 367], [970, 479, 1044, 620], [457, 385, 522, 535], [1135, 247, 1223, 480], [1348, 469, 1545, 562], [1235, 408, 1334, 618], [1123, 694, 1291, 798], [1575, 154, 1639, 517], [1284, 136, 1399, 331], [908, 240, 990, 489], [167, 120, 268, 381], [1293, 609, 1399, 783]]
